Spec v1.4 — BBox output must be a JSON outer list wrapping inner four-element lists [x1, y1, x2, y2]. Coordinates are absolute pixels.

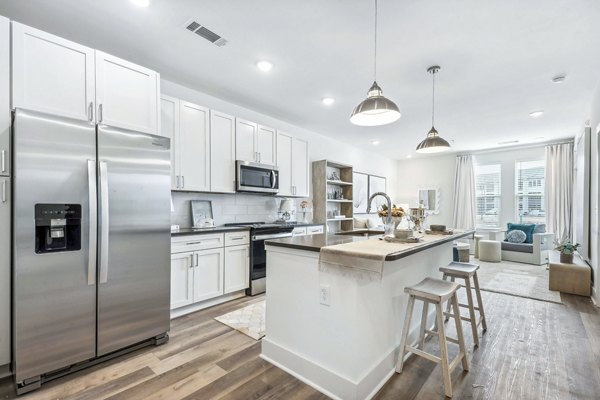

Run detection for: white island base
[[262, 239, 457, 400]]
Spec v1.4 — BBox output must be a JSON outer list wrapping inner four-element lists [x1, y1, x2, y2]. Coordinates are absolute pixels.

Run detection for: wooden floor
[[1, 290, 599, 400]]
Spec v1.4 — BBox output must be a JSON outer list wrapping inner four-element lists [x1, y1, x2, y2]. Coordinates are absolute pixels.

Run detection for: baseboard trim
[[170, 290, 246, 319]]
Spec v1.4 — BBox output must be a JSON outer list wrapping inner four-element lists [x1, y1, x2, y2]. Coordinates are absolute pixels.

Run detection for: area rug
[[474, 258, 563, 304], [215, 300, 266, 340]]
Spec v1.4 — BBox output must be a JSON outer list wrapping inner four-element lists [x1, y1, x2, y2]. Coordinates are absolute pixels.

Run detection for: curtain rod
[[457, 138, 574, 157]]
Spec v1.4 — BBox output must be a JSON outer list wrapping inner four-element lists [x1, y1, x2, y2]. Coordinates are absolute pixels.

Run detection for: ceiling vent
[[184, 20, 228, 47]]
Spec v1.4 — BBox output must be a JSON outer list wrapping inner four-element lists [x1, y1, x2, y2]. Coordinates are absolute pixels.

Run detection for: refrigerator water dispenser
[[34, 204, 82, 253]]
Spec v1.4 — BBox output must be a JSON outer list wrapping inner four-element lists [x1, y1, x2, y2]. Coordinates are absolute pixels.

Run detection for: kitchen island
[[262, 230, 474, 400]]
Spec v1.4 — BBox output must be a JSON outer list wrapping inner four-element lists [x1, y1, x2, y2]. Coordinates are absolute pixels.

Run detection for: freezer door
[[12, 109, 97, 382], [97, 125, 171, 356]]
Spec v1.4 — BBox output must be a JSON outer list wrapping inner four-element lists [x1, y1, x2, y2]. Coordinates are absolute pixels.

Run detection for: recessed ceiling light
[[321, 97, 335, 106], [529, 110, 544, 118], [371, 140, 380, 145], [406, 155, 413, 159], [552, 75, 566, 83], [256, 60, 274, 72], [130, 0, 150, 7]]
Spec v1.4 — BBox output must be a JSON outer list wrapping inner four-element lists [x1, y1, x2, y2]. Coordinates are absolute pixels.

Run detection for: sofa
[[488, 223, 554, 265]]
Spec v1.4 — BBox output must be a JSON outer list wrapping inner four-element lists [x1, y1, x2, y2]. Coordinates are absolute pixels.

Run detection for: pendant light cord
[[374, 0, 378, 82], [431, 69, 435, 127]]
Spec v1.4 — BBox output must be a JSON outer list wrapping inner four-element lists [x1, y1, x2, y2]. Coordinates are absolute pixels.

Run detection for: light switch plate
[[320, 284, 331, 306]]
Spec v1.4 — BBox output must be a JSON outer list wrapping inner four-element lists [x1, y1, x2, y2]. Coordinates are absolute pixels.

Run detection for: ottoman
[[479, 240, 501, 262]]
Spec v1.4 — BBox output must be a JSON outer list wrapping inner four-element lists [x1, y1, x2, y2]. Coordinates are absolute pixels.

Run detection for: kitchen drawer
[[225, 231, 249, 246], [171, 233, 224, 253], [306, 225, 324, 235], [292, 227, 307, 236]]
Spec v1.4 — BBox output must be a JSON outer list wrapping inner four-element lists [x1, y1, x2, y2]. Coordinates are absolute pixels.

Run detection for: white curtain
[[545, 143, 574, 241], [452, 155, 476, 229]]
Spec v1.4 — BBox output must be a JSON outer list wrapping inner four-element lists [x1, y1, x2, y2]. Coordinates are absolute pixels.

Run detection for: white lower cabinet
[[224, 245, 249, 293], [170, 233, 250, 312], [170, 251, 194, 309], [193, 248, 224, 302]]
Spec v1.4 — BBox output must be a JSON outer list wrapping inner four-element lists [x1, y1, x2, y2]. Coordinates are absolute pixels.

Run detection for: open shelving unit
[[312, 160, 354, 233]]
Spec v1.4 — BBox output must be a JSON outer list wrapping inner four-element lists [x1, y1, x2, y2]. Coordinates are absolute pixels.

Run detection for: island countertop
[[265, 230, 475, 261]]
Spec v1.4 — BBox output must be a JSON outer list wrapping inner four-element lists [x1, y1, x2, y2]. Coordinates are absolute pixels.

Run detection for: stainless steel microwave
[[236, 161, 279, 194]]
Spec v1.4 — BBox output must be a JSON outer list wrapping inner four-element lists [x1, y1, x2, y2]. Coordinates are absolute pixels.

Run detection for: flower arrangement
[[378, 204, 405, 218], [554, 239, 579, 255]]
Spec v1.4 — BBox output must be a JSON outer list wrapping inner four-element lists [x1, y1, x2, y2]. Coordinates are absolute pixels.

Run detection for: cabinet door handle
[[189, 254, 194, 268], [258, 152, 261, 163], [98, 104, 103, 123], [1, 150, 5, 173], [181, 175, 185, 188], [195, 253, 199, 267], [88, 102, 94, 122], [1, 180, 6, 203], [176, 175, 180, 189]]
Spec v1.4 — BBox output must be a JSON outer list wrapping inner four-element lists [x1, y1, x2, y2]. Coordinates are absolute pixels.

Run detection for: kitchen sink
[[335, 229, 384, 237]]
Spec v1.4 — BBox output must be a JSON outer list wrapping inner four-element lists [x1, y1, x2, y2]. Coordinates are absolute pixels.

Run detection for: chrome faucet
[[366, 192, 392, 225]]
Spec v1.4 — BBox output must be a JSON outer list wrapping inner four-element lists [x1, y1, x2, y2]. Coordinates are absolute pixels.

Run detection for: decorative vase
[[382, 216, 402, 229], [559, 252, 573, 264]]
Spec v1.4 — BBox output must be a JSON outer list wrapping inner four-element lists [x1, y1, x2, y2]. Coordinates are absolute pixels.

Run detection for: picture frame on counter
[[191, 200, 214, 228]]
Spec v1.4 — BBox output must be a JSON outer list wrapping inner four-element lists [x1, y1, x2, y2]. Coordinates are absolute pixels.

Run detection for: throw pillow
[[507, 223, 536, 243], [506, 229, 527, 243], [533, 224, 546, 234]]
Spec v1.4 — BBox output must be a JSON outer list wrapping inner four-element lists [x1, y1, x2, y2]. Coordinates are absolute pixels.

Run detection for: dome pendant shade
[[350, 81, 401, 126], [416, 126, 450, 153]]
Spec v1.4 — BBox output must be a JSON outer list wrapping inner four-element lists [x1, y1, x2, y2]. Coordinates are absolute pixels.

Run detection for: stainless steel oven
[[236, 161, 279, 194]]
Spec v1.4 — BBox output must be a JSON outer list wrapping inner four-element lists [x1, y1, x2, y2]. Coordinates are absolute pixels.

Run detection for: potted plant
[[554, 239, 580, 264]]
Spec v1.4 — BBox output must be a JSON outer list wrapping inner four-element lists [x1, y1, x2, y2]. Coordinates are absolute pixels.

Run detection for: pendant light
[[416, 66, 450, 153], [350, 0, 400, 126]]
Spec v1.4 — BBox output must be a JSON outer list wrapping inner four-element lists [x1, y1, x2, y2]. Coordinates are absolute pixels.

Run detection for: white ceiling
[[1, 0, 599, 159]]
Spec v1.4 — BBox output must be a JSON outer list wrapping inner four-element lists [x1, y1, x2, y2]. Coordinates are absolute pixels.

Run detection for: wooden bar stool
[[439, 262, 487, 347], [396, 277, 469, 398]]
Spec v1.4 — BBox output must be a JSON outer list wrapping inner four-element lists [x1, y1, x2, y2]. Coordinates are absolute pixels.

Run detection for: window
[[475, 164, 501, 228], [515, 160, 545, 224]]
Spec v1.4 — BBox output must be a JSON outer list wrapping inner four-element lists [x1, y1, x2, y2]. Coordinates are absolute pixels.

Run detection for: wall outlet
[[319, 284, 331, 306]]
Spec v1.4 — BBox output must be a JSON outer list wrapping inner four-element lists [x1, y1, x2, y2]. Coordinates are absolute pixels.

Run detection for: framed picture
[[353, 172, 369, 214], [368, 175, 387, 213], [191, 200, 214, 228]]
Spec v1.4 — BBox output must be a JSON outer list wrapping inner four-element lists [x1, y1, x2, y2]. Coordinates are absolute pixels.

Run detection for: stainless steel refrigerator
[[12, 108, 171, 394]]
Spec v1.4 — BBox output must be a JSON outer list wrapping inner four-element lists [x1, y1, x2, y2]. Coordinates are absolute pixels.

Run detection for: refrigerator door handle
[[99, 161, 110, 284], [87, 160, 97, 285]]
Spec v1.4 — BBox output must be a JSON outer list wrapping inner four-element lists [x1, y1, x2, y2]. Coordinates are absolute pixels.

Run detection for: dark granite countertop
[[265, 230, 475, 261], [171, 226, 251, 236]]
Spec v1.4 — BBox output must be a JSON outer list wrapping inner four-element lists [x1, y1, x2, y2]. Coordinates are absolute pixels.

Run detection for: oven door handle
[[253, 233, 293, 241]]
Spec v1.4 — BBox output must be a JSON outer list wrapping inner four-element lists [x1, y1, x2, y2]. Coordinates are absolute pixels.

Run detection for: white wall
[[395, 145, 547, 229], [395, 154, 455, 226], [588, 84, 600, 303], [162, 79, 400, 227]]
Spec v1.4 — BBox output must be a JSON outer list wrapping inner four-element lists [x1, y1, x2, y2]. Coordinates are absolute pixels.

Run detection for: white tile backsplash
[[171, 191, 306, 228]]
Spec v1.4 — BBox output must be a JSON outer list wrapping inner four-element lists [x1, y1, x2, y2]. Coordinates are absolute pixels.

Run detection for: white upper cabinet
[[257, 125, 277, 165], [12, 22, 95, 122], [210, 110, 236, 193], [276, 131, 293, 196], [179, 101, 210, 192], [292, 137, 309, 197], [95, 50, 159, 134], [276, 131, 309, 197], [235, 118, 257, 162], [0, 16, 9, 178], [160, 95, 179, 189]]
